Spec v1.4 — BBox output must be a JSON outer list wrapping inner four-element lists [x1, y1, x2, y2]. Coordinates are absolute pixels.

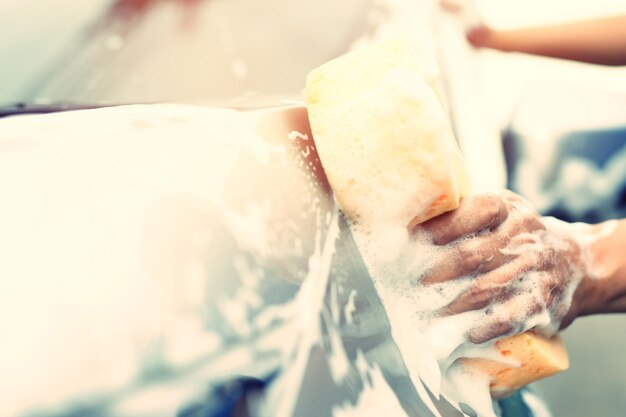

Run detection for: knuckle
[[420, 265, 442, 284], [468, 282, 492, 303], [542, 273, 559, 290], [452, 284, 493, 313], [459, 248, 483, 272], [470, 319, 514, 344], [426, 218, 453, 245], [481, 193, 507, 225], [521, 217, 545, 232], [498, 189, 518, 201], [539, 248, 557, 269]]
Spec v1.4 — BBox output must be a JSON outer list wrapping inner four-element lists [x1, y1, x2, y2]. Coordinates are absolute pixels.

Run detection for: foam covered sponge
[[305, 36, 568, 397], [306, 37, 469, 227]]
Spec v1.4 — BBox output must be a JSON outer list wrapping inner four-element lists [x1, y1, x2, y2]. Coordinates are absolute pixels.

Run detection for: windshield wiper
[[0, 102, 107, 119]]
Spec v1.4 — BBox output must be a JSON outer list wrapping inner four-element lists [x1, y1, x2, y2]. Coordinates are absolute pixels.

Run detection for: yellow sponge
[[306, 36, 469, 227], [466, 332, 569, 398], [305, 36, 568, 396]]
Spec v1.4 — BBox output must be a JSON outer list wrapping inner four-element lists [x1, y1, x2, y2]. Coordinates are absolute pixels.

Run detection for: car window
[[0, 0, 377, 106]]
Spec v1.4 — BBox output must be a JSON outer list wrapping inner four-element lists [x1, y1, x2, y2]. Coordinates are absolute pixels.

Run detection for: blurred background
[[2, 1, 626, 416], [0, 0, 378, 104]]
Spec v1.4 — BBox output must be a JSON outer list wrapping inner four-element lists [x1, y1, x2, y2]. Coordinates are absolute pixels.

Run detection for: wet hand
[[409, 191, 589, 344]]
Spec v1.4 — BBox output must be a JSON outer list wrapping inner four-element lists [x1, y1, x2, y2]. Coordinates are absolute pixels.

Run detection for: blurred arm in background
[[467, 14, 626, 66]]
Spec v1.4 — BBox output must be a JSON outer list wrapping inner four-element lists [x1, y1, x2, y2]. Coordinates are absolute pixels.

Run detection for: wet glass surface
[[0, 103, 446, 417], [0, 0, 378, 105]]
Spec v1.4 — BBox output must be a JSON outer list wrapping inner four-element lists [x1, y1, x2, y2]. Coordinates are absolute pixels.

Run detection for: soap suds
[[288, 130, 309, 141], [521, 390, 554, 417], [343, 289, 357, 325], [333, 352, 408, 417], [262, 213, 340, 417], [543, 216, 618, 281], [348, 190, 608, 417], [352, 221, 500, 416]]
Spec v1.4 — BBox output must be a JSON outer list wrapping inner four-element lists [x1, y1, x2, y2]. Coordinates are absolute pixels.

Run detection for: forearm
[[481, 15, 626, 66], [580, 219, 626, 315]]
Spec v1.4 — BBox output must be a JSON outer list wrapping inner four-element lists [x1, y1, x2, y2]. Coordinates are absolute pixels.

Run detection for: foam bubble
[[352, 220, 491, 411], [348, 198, 601, 416]]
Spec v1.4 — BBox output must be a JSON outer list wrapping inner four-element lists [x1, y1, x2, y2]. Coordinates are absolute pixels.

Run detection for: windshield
[[0, 0, 378, 106]]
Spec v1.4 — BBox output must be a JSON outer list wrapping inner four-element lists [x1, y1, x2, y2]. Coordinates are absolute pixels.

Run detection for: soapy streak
[[287, 130, 309, 141], [357, 227, 501, 417], [344, 290, 357, 325], [264, 213, 339, 417], [333, 352, 409, 417]]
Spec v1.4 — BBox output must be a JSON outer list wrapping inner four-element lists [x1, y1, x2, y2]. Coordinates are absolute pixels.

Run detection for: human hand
[[409, 191, 592, 344], [439, 0, 494, 49], [466, 25, 497, 49]]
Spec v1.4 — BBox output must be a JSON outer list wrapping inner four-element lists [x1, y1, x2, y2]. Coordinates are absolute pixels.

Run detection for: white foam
[[348, 189, 606, 417], [333, 351, 409, 417], [287, 130, 310, 141], [352, 221, 493, 414], [344, 289, 357, 325], [543, 216, 618, 281]]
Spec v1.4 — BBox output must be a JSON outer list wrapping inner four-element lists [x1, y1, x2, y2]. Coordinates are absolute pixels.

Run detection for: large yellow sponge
[[305, 36, 568, 397], [306, 36, 469, 227]]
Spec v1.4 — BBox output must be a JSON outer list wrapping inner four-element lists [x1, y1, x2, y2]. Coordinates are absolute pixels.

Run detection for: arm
[[410, 191, 626, 343], [580, 219, 626, 314], [468, 15, 626, 66]]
